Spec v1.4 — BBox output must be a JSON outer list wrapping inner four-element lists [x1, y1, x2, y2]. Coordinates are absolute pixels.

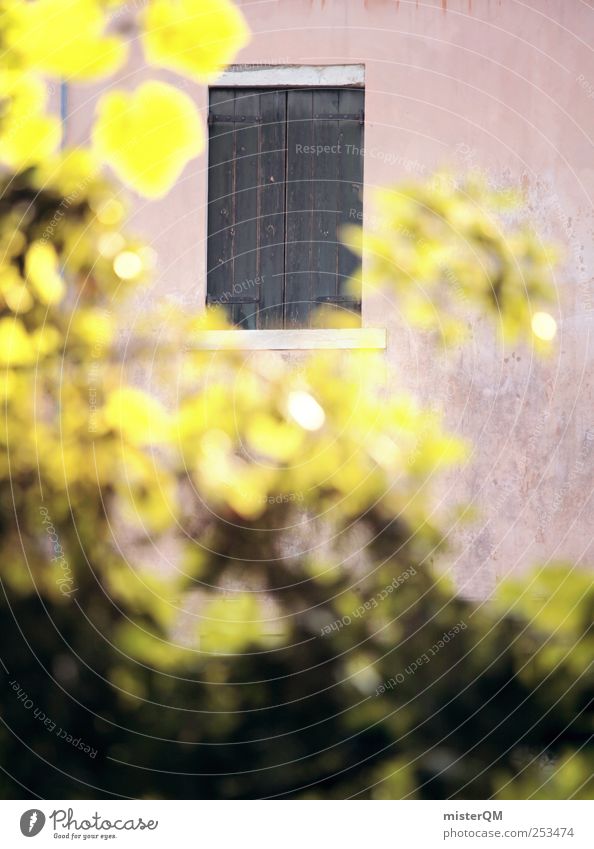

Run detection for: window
[[206, 87, 365, 329]]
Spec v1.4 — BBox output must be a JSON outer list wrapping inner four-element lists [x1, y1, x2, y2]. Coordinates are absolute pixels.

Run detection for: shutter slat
[[232, 89, 260, 328], [207, 89, 237, 308], [337, 89, 364, 316], [285, 90, 314, 328], [311, 90, 340, 320], [258, 90, 287, 328]]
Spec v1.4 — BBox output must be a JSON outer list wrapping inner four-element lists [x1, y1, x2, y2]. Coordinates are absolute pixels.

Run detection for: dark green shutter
[[257, 90, 287, 328], [285, 88, 364, 327], [207, 87, 364, 329]]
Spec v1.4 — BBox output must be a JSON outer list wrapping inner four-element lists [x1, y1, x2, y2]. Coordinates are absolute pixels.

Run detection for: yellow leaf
[[116, 624, 189, 670], [142, 0, 249, 82], [199, 594, 268, 654], [8, 0, 127, 80], [31, 326, 62, 356], [70, 308, 113, 348], [0, 318, 35, 366], [120, 473, 178, 532], [0, 267, 33, 314], [104, 387, 172, 444], [245, 413, 303, 462], [0, 73, 61, 167], [224, 461, 281, 518], [36, 149, 100, 196], [92, 81, 204, 197], [25, 242, 65, 305]]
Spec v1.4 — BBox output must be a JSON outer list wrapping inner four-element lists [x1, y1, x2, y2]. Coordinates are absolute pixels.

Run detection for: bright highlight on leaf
[[287, 391, 326, 431], [92, 81, 204, 198], [113, 251, 143, 280], [142, 0, 250, 82], [98, 233, 126, 258], [531, 311, 557, 342]]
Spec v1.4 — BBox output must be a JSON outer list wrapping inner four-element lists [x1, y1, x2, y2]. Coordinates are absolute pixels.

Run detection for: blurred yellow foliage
[[26, 242, 65, 305], [143, 0, 249, 82], [92, 81, 204, 197], [0, 72, 61, 167], [343, 176, 557, 347], [199, 594, 273, 654], [5, 0, 127, 80], [0, 0, 590, 802], [168, 318, 467, 523]]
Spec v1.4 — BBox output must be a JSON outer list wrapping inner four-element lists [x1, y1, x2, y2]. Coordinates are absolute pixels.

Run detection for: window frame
[[199, 64, 386, 351]]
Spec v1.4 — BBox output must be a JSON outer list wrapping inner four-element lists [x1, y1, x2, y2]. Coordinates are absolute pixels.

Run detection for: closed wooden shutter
[[207, 87, 364, 329]]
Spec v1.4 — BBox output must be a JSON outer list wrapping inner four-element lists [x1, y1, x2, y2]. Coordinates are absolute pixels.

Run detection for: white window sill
[[216, 64, 365, 88], [188, 328, 386, 351]]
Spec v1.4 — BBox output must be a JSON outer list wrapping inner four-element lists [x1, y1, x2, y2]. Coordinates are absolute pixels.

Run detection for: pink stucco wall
[[67, 0, 594, 597]]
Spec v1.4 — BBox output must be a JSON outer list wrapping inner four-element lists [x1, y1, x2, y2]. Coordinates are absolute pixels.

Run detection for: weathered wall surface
[[67, 0, 594, 596]]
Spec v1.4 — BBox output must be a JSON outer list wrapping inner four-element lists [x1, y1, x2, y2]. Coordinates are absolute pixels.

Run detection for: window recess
[[206, 87, 365, 330]]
